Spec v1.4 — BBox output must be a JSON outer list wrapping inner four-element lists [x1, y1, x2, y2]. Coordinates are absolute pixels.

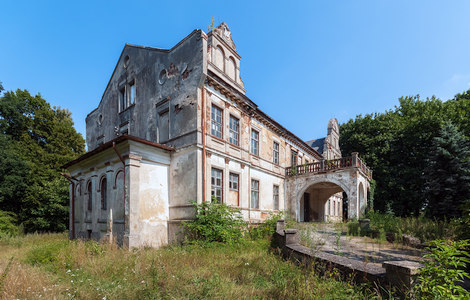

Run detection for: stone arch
[[114, 169, 124, 189], [296, 178, 350, 222], [97, 174, 107, 192]]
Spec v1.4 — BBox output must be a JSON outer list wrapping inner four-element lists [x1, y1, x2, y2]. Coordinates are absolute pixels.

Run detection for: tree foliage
[[340, 92, 470, 218], [0, 88, 85, 232]]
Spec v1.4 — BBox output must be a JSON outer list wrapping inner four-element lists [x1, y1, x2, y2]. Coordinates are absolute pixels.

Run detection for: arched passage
[[298, 181, 347, 222]]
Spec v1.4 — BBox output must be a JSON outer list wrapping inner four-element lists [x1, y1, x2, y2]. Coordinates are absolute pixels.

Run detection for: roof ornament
[[213, 22, 236, 50]]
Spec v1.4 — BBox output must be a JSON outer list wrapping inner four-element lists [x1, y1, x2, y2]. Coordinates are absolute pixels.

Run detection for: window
[[328, 200, 331, 215], [211, 168, 223, 203], [273, 142, 279, 164], [251, 129, 259, 156], [211, 106, 223, 138], [291, 150, 298, 166], [229, 115, 239, 146], [251, 179, 259, 209], [158, 109, 169, 142], [119, 87, 126, 112], [129, 81, 135, 105], [333, 201, 336, 216], [273, 185, 279, 210], [229, 173, 239, 191], [100, 178, 107, 210], [87, 181, 92, 211]]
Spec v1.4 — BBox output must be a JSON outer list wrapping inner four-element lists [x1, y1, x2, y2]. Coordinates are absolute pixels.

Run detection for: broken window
[[87, 181, 92, 211], [229, 173, 239, 191], [119, 87, 126, 112], [100, 178, 107, 210], [273, 185, 279, 210], [158, 109, 169, 143], [291, 150, 298, 166], [273, 141, 279, 164], [129, 81, 135, 105], [211, 105, 223, 138], [211, 168, 223, 203], [251, 179, 259, 209], [229, 115, 239, 146], [251, 129, 259, 156]]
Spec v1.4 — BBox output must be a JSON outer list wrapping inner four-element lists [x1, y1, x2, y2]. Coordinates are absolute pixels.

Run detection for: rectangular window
[[158, 109, 169, 143], [333, 201, 336, 216], [229, 115, 239, 146], [211, 168, 223, 203], [273, 185, 279, 210], [251, 179, 259, 209], [273, 141, 279, 164], [211, 106, 223, 138], [119, 87, 126, 112], [129, 81, 135, 105], [229, 173, 239, 191], [251, 129, 259, 156], [291, 150, 298, 166]]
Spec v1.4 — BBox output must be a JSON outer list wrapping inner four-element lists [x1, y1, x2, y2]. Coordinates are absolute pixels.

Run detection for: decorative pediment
[[213, 22, 236, 50]]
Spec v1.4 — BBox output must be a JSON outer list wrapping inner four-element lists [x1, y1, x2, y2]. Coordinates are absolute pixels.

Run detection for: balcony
[[285, 152, 372, 180]]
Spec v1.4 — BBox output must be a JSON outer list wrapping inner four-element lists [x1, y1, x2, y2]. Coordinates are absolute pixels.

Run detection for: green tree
[[0, 88, 85, 232], [424, 122, 470, 219]]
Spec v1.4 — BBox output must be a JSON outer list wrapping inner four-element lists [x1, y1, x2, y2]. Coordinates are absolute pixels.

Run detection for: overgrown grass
[[347, 212, 461, 243], [0, 233, 386, 299]]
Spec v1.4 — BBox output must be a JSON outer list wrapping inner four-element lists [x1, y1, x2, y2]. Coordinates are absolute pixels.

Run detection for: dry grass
[[0, 233, 383, 299]]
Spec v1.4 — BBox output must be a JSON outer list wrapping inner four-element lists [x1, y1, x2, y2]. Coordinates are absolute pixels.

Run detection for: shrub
[[182, 197, 246, 244], [414, 239, 470, 299], [346, 220, 360, 236], [249, 211, 283, 240], [0, 210, 19, 236], [25, 240, 68, 270]]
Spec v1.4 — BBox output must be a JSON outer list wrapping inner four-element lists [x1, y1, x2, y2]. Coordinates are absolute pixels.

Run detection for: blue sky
[[2, 1, 470, 143]]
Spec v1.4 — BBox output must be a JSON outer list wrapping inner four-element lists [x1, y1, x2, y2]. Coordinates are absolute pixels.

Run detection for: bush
[[414, 239, 470, 299], [249, 211, 283, 240], [25, 240, 69, 271], [182, 198, 246, 244], [0, 210, 19, 236]]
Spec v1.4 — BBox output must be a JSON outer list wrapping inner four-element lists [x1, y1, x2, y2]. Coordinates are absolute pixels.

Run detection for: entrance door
[[304, 193, 311, 222]]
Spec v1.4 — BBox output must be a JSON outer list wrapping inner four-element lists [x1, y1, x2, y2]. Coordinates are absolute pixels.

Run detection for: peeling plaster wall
[[86, 30, 205, 151]]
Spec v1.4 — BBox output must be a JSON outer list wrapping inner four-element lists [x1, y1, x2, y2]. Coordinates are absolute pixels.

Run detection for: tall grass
[[348, 211, 461, 243], [0, 233, 388, 299]]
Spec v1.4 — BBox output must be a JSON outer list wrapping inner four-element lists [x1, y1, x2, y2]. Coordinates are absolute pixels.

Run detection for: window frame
[[229, 115, 239, 146], [251, 179, 259, 209], [273, 141, 279, 165], [273, 184, 279, 211], [100, 178, 107, 210], [229, 172, 239, 191], [129, 80, 136, 105], [251, 129, 259, 156], [211, 168, 223, 203], [87, 181, 93, 211], [211, 105, 223, 139], [291, 150, 298, 166]]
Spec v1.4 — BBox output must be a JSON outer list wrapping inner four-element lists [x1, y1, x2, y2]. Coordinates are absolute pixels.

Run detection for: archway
[[299, 181, 347, 222]]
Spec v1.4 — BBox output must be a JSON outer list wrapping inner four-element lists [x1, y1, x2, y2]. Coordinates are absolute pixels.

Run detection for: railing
[[285, 153, 372, 179]]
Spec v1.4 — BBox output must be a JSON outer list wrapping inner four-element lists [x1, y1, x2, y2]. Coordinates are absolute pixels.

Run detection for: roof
[[306, 138, 326, 154], [61, 135, 174, 169]]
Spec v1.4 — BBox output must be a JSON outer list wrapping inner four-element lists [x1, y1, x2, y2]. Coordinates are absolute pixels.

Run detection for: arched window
[[101, 178, 107, 210], [87, 181, 92, 211], [215, 46, 225, 71], [226, 57, 236, 81]]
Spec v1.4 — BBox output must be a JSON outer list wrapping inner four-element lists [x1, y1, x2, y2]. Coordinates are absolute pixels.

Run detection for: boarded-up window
[[211, 168, 223, 203], [251, 179, 259, 209], [129, 81, 135, 105], [119, 87, 126, 112], [229, 173, 239, 191], [226, 57, 236, 80], [273, 185, 279, 210], [158, 109, 169, 143], [214, 46, 225, 70]]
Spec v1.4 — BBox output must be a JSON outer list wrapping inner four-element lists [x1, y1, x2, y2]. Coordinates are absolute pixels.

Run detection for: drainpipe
[[112, 142, 126, 234], [202, 85, 206, 202], [60, 172, 78, 239]]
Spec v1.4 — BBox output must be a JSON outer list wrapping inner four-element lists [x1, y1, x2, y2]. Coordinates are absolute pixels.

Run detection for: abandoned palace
[[63, 23, 372, 248]]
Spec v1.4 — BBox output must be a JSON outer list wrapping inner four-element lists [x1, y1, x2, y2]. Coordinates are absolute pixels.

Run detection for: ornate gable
[[212, 22, 236, 50]]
